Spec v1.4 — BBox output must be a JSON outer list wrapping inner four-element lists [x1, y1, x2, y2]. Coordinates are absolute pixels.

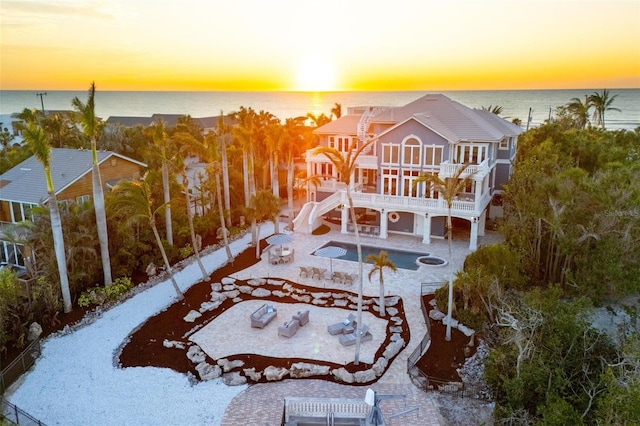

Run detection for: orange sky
[[1, 0, 639, 91]]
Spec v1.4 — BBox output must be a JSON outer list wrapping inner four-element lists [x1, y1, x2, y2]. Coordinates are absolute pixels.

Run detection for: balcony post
[[380, 209, 388, 238], [341, 204, 349, 234], [469, 217, 479, 251], [422, 213, 431, 244]]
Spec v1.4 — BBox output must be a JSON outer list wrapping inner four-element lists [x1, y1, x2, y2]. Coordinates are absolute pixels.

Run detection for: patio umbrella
[[266, 233, 294, 250], [314, 246, 347, 274]]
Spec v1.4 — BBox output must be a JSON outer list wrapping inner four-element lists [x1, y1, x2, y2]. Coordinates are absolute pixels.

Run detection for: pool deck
[[220, 218, 502, 425]]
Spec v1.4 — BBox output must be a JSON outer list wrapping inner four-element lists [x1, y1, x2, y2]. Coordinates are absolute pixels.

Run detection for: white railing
[[284, 397, 369, 422], [439, 158, 491, 180]]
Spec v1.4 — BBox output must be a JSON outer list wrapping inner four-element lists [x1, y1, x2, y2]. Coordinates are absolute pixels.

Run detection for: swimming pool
[[314, 240, 429, 271]]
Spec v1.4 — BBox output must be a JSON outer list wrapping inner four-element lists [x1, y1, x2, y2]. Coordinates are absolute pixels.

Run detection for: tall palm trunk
[[49, 191, 73, 313], [162, 161, 173, 246], [183, 172, 208, 281], [446, 212, 454, 341], [287, 162, 295, 230], [92, 155, 112, 286], [150, 218, 183, 300], [347, 188, 365, 365], [221, 137, 232, 228], [215, 170, 233, 262]]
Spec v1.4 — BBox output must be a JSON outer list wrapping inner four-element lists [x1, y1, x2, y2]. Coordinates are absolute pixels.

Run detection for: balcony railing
[[439, 158, 492, 179]]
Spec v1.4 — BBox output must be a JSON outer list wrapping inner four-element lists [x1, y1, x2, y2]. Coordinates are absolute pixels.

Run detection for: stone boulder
[[28, 322, 43, 341], [223, 289, 240, 299], [237, 285, 253, 294], [383, 338, 405, 359], [186, 345, 206, 364], [163, 339, 185, 350], [289, 362, 330, 378], [442, 315, 459, 328], [196, 362, 222, 381], [458, 324, 475, 337], [217, 358, 245, 372], [183, 310, 202, 322], [243, 368, 262, 382], [429, 309, 446, 321], [354, 369, 377, 383], [211, 282, 222, 292], [331, 367, 354, 383], [372, 357, 388, 377], [222, 371, 247, 386], [264, 366, 289, 381], [251, 288, 271, 298], [199, 301, 219, 313], [221, 277, 235, 285]]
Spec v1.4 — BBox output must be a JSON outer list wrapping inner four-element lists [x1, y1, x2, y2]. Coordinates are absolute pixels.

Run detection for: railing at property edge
[[1, 338, 41, 395], [407, 282, 489, 400], [1, 398, 46, 426]]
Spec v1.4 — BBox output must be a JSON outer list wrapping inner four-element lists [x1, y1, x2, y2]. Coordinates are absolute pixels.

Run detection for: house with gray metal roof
[[0, 148, 146, 270], [294, 94, 522, 251]]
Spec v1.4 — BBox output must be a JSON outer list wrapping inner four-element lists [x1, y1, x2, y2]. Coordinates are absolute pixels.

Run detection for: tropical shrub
[[78, 277, 134, 308]]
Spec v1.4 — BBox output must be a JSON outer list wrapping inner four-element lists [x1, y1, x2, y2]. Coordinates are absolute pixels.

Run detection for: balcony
[[305, 149, 378, 170], [439, 158, 491, 180]]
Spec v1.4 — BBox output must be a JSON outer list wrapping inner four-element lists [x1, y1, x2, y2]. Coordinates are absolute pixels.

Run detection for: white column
[[469, 217, 478, 251], [341, 205, 349, 234], [422, 214, 431, 244], [380, 210, 389, 239], [479, 210, 486, 236], [474, 180, 482, 211]]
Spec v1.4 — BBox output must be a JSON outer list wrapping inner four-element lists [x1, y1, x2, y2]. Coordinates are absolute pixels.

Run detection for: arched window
[[402, 137, 421, 166]]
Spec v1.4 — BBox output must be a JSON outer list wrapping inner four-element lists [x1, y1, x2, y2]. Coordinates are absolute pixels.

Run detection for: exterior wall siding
[[57, 159, 143, 202]]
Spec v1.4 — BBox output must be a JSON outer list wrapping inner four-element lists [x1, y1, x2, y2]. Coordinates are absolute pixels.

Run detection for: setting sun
[[295, 55, 338, 92]]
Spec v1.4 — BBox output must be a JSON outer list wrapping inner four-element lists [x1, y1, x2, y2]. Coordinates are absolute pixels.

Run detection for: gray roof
[[0, 148, 146, 204], [315, 94, 522, 143]]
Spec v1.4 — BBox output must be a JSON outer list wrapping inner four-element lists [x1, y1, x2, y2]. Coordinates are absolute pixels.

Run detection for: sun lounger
[[327, 313, 356, 335], [331, 271, 345, 284], [299, 266, 311, 278], [343, 273, 357, 285], [312, 267, 326, 280], [339, 324, 372, 346]]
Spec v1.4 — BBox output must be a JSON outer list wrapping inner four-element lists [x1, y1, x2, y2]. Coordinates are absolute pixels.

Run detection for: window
[[382, 144, 399, 164], [403, 138, 421, 166], [381, 168, 398, 195], [499, 138, 509, 150], [424, 145, 443, 167], [76, 195, 91, 205]]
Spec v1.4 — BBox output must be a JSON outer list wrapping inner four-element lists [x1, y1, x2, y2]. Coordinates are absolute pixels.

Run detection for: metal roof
[[0, 148, 146, 204]]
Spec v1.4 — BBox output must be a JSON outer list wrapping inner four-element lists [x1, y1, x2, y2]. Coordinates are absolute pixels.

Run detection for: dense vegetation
[[435, 113, 640, 423]]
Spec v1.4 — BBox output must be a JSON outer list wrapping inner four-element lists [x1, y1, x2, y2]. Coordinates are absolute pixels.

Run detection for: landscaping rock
[[210, 291, 226, 302], [211, 282, 222, 292], [383, 338, 405, 359], [442, 315, 459, 328], [333, 299, 348, 307], [429, 309, 446, 321], [271, 290, 288, 298], [196, 362, 221, 381], [390, 333, 402, 342], [28, 322, 43, 341], [163, 339, 185, 350], [247, 278, 266, 287], [222, 284, 236, 291], [354, 369, 377, 383], [312, 298, 328, 305], [267, 279, 285, 286], [217, 358, 245, 372], [183, 310, 202, 322], [199, 301, 219, 312], [237, 285, 253, 294], [386, 296, 400, 307], [251, 288, 271, 298], [390, 316, 403, 325], [243, 367, 262, 382], [264, 366, 289, 381], [289, 362, 330, 378], [222, 371, 247, 386], [221, 277, 235, 285], [291, 294, 311, 303], [186, 345, 206, 364], [458, 324, 475, 337], [372, 357, 388, 377], [332, 367, 354, 383], [386, 307, 399, 316], [389, 326, 403, 334]]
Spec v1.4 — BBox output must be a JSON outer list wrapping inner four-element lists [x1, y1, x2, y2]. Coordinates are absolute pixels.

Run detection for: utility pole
[[36, 92, 47, 114]]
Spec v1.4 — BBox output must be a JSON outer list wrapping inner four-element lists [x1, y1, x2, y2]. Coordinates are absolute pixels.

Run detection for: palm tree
[[365, 250, 397, 317], [108, 178, 184, 300], [331, 103, 342, 119], [565, 96, 592, 129], [71, 82, 112, 286], [22, 122, 73, 312], [232, 107, 259, 244], [248, 190, 281, 259], [209, 161, 233, 262], [314, 137, 375, 365], [480, 105, 504, 115], [283, 117, 307, 230], [215, 112, 233, 228], [180, 170, 209, 281], [588, 89, 620, 129], [415, 164, 474, 341], [306, 112, 332, 127]]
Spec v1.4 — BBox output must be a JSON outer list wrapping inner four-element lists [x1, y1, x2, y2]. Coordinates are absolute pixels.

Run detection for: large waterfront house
[[0, 148, 147, 273], [293, 94, 522, 251]]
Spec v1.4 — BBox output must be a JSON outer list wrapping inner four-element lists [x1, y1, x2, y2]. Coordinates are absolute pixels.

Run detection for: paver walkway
[[219, 220, 502, 425]]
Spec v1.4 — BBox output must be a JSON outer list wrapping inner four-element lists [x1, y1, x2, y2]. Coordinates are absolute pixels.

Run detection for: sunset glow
[[1, 0, 638, 91]]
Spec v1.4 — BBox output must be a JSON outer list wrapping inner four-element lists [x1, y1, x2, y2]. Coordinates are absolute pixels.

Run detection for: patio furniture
[[331, 271, 345, 284], [292, 310, 310, 326], [339, 324, 373, 346], [250, 304, 277, 328], [299, 266, 311, 278], [343, 273, 357, 285], [327, 313, 356, 335], [311, 267, 326, 280], [278, 319, 300, 338]]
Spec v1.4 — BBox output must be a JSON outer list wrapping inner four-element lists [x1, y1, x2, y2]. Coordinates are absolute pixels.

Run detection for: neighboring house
[[106, 114, 235, 135], [294, 94, 522, 250], [0, 148, 147, 272]]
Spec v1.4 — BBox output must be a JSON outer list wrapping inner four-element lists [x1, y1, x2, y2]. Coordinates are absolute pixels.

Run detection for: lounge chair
[[299, 266, 311, 278], [331, 271, 345, 284], [343, 273, 357, 285], [339, 324, 373, 346], [312, 267, 326, 280], [327, 313, 356, 335]]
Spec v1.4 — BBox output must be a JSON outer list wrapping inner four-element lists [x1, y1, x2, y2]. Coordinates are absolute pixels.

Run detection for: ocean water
[[1, 89, 639, 130]]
